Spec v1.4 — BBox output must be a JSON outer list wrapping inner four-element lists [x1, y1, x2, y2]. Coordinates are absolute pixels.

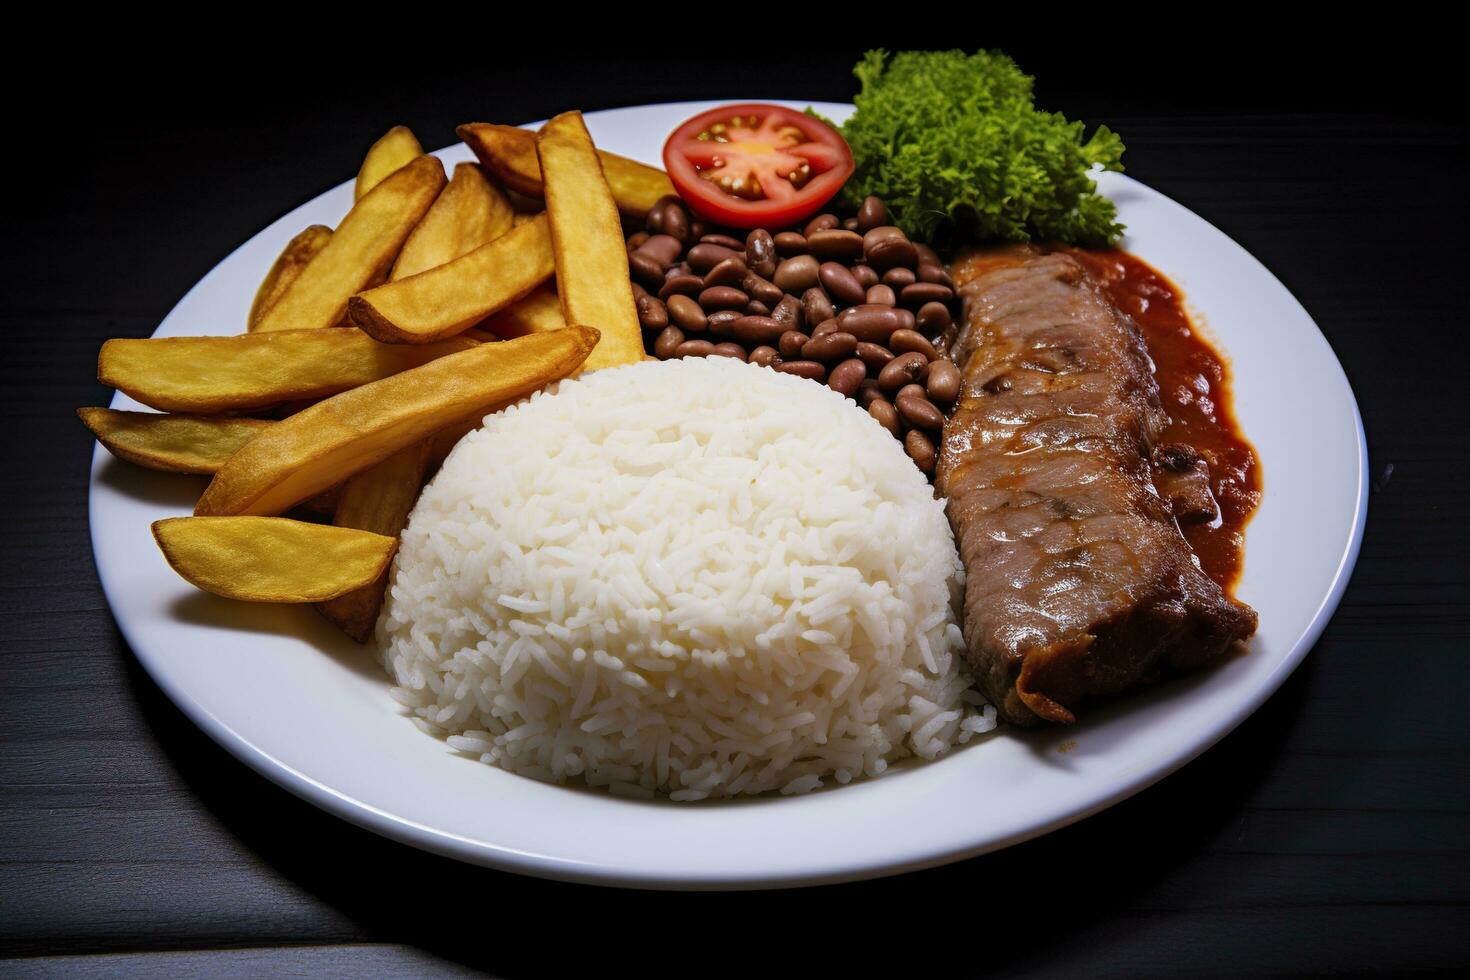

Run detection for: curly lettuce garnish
[[829, 50, 1126, 246]]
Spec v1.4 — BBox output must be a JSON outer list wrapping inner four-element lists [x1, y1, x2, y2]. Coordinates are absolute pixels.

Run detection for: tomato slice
[[662, 103, 854, 230]]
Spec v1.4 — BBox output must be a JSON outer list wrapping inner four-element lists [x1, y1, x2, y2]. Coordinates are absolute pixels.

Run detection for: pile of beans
[[629, 194, 960, 474]]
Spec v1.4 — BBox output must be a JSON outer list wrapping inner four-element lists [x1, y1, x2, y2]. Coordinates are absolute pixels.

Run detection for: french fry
[[153, 517, 397, 603], [316, 441, 431, 641], [99, 329, 478, 414], [79, 408, 273, 473], [249, 225, 333, 330], [254, 155, 445, 333], [355, 125, 424, 201], [459, 122, 673, 218], [195, 327, 598, 517], [391, 163, 514, 281], [348, 214, 554, 344], [538, 112, 644, 372], [477, 283, 565, 339], [511, 210, 543, 227]]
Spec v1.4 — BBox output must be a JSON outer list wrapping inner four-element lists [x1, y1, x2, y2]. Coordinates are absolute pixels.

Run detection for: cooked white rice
[[378, 356, 994, 800]]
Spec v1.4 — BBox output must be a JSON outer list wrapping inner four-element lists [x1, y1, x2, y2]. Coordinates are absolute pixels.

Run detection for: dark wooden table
[[4, 46, 1467, 977]]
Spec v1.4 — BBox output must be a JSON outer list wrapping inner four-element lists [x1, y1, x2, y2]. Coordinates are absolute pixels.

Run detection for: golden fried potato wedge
[[99, 329, 478, 414], [153, 516, 397, 603], [249, 225, 333, 330], [459, 122, 673, 218], [538, 112, 644, 372], [254, 155, 445, 333], [195, 327, 598, 517], [355, 125, 424, 201], [79, 408, 273, 473], [349, 213, 554, 344], [391, 163, 514, 281], [477, 283, 565, 339], [316, 441, 431, 641]]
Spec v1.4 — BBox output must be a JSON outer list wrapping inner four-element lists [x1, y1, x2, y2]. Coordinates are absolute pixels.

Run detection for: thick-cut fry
[[355, 125, 424, 201], [99, 329, 478, 414], [538, 112, 644, 372], [79, 408, 273, 473], [511, 210, 543, 227], [249, 225, 333, 330], [317, 441, 431, 641], [349, 214, 554, 344], [391, 163, 514, 281], [254, 155, 445, 333], [478, 283, 565, 339], [153, 517, 397, 603], [195, 327, 598, 518], [459, 122, 673, 218]]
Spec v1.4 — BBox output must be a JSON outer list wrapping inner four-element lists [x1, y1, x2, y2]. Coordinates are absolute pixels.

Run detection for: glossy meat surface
[[937, 246, 1257, 725]]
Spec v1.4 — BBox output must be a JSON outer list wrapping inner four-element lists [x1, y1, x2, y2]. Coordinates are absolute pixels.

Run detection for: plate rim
[[87, 99, 1370, 890]]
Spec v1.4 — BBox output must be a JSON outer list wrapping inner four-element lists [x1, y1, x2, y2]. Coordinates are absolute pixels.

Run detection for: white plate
[[88, 101, 1367, 889]]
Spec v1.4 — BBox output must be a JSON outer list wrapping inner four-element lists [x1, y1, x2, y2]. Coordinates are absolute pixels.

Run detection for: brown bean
[[772, 231, 807, 256], [746, 300, 772, 318], [801, 287, 835, 329], [699, 286, 749, 311], [772, 294, 803, 331], [856, 379, 884, 408], [706, 310, 741, 335], [662, 199, 692, 243], [818, 262, 864, 306], [811, 317, 841, 337], [917, 263, 954, 287], [889, 329, 938, 360], [741, 272, 783, 306], [806, 229, 864, 261], [666, 293, 707, 332], [896, 383, 928, 403], [658, 274, 704, 300], [778, 330, 810, 359], [837, 304, 908, 344], [631, 280, 648, 301], [904, 429, 936, 473], [842, 217, 861, 231], [882, 266, 916, 289], [926, 360, 961, 405], [675, 339, 715, 358], [856, 342, 895, 370], [900, 281, 954, 307], [773, 254, 820, 293], [653, 325, 685, 359], [865, 284, 896, 307], [711, 342, 747, 360], [686, 243, 741, 274], [827, 358, 868, 396], [803, 213, 839, 237], [729, 315, 786, 346], [916, 301, 953, 335], [667, 260, 693, 279], [636, 234, 684, 267], [745, 229, 777, 278], [645, 195, 672, 234], [802, 331, 858, 362], [856, 196, 889, 232], [868, 399, 902, 438], [776, 360, 826, 381], [636, 294, 668, 330], [628, 252, 665, 288], [626, 230, 650, 252], [748, 345, 780, 368], [878, 351, 929, 393], [689, 220, 710, 241], [914, 242, 941, 267], [853, 264, 880, 290], [699, 232, 745, 250], [862, 226, 918, 270], [703, 256, 748, 289], [896, 388, 944, 431]]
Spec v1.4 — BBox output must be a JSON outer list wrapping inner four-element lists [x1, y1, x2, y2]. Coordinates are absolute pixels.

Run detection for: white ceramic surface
[[88, 101, 1367, 889]]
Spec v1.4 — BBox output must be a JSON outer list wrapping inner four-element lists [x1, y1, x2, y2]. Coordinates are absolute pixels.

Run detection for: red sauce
[[1069, 248, 1261, 592]]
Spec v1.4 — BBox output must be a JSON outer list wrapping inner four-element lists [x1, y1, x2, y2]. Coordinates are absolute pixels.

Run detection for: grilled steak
[[936, 245, 1257, 726]]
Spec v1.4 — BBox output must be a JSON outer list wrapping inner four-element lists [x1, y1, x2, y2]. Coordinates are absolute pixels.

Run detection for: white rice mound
[[378, 356, 995, 800]]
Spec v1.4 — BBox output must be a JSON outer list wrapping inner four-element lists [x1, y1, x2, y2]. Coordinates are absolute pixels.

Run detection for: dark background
[[4, 39, 1467, 977]]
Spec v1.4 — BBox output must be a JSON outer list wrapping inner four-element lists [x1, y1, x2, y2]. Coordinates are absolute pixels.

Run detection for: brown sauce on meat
[[1067, 249, 1260, 592]]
